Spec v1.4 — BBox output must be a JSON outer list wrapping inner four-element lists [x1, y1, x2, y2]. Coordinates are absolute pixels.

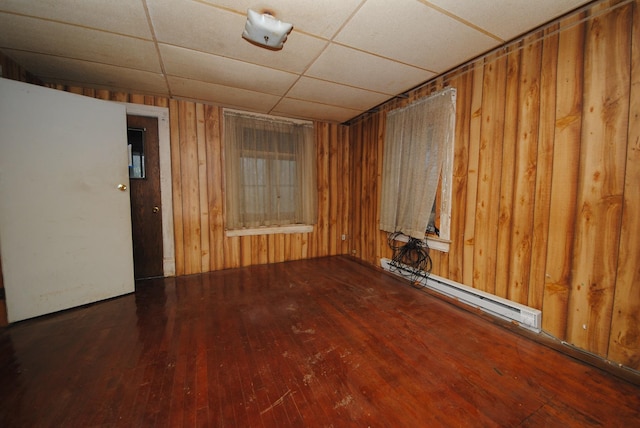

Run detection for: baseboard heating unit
[[380, 258, 541, 333]]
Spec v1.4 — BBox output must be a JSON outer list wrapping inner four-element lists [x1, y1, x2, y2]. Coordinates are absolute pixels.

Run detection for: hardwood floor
[[0, 256, 638, 427]]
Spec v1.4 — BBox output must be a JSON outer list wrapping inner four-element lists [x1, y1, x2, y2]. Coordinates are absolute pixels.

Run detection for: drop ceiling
[[0, 0, 592, 123]]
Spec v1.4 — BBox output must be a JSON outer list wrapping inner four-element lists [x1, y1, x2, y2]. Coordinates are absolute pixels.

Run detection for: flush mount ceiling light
[[242, 9, 293, 50]]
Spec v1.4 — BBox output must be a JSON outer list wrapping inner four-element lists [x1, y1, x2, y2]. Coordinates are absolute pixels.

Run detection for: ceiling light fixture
[[242, 9, 293, 50]]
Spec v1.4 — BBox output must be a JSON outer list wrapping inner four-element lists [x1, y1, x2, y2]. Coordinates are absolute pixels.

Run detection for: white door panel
[[0, 78, 134, 322]]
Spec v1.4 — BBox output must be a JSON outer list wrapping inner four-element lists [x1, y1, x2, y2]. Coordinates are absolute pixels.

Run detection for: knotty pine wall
[[349, 0, 640, 371], [165, 101, 350, 275]]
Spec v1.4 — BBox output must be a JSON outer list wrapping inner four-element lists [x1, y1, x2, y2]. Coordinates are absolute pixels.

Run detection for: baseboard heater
[[380, 258, 541, 333]]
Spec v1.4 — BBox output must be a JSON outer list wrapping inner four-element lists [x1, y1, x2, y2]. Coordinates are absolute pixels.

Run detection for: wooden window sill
[[225, 225, 314, 237]]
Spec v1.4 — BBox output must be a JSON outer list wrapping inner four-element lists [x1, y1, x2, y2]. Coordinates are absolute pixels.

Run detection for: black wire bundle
[[387, 232, 432, 286]]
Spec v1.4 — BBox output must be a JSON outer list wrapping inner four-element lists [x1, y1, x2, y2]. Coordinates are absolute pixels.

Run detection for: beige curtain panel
[[224, 111, 316, 230], [380, 88, 456, 239]]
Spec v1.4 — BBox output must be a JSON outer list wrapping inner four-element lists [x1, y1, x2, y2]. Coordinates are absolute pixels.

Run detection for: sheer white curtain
[[380, 88, 456, 239], [224, 110, 316, 229]]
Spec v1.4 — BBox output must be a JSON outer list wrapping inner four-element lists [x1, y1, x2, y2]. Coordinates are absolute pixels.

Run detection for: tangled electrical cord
[[387, 232, 432, 286]]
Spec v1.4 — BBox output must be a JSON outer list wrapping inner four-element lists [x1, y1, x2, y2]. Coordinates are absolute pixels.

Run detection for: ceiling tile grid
[[333, 0, 500, 72], [0, 0, 593, 123]]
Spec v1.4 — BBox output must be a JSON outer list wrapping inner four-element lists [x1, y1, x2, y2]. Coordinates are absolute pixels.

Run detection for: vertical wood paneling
[[508, 34, 542, 305], [474, 52, 507, 294], [360, 114, 374, 266], [275, 234, 285, 263], [1, 52, 42, 84], [204, 106, 225, 271], [240, 236, 252, 267], [528, 25, 558, 310], [368, 115, 381, 266], [542, 12, 586, 339], [448, 66, 473, 283], [496, 43, 521, 299], [169, 99, 185, 276], [374, 114, 387, 265], [340, 126, 351, 255], [110, 91, 128, 103], [96, 89, 110, 101], [462, 60, 484, 287], [266, 234, 276, 263], [67, 86, 83, 96], [196, 104, 210, 272], [224, 236, 240, 269], [567, 2, 631, 356], [358, 120, 369, 263], [317, 123, 330, 259], [346, 0, 640, 370], [329, 124, 339, 256], [257, 234, 268, 264], [609, 0, 640, 366], [350, 122, 364, 260], [179, 101, 202, 275]]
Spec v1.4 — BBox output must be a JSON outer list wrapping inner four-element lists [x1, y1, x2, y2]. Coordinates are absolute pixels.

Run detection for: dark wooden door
[[127, 115, 163, 279]]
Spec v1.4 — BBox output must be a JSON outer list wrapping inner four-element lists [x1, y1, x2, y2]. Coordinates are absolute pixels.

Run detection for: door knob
[[153, 206, 160, 213], [117, 184, 127, 191]]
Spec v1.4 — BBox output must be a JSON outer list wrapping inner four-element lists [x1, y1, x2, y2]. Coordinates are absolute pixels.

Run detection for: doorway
[[127, 115, 163, 279], [123, 103, 175, 278]]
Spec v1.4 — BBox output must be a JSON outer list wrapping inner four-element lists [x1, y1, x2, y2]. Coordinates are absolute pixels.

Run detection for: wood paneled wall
[[348, 0, 640, 370], [166, 101, 350, 275]]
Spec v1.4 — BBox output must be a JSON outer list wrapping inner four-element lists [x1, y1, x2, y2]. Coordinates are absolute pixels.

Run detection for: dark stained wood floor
[[0, 256, 638, 427]]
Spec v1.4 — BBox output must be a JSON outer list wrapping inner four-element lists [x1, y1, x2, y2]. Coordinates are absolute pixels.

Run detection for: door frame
[[122, 102, 175, 277]]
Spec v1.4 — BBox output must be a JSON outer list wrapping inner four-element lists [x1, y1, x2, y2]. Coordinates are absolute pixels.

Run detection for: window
[[224, 110, 316, 232], [380, 88, 456, 251], [127, 127, 145, 179]]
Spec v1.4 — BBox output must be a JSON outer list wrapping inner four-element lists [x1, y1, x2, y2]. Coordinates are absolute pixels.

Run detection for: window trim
[[432, 104, 454, 252], [223, 109, 316, 233], [225, 224, 314, 237]]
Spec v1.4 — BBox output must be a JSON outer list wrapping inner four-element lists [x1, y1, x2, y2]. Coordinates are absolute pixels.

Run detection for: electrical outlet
[[341, 234, 346, 241]]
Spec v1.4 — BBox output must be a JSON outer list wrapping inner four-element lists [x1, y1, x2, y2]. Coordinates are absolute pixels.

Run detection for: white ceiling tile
[[272, 98, 360, 123], [335, 0, 499, 72], [159, 44, 298, 95], [306, 44, 435, 96], [286, 76, 389, 111], [0, 0, 152, 39], [147, 0, 244, 51], [167, 76, 281, 113], [202, 0, 365, 39], [0, 0, 595, 123], [147, 0, 327, 74], [427, 0, 591, 41], [0, 14, 161, 73], [3, 50, 168, 95]]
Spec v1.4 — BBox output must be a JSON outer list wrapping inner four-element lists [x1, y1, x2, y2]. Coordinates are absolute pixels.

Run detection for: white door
[[0, 78, 135, 322]]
